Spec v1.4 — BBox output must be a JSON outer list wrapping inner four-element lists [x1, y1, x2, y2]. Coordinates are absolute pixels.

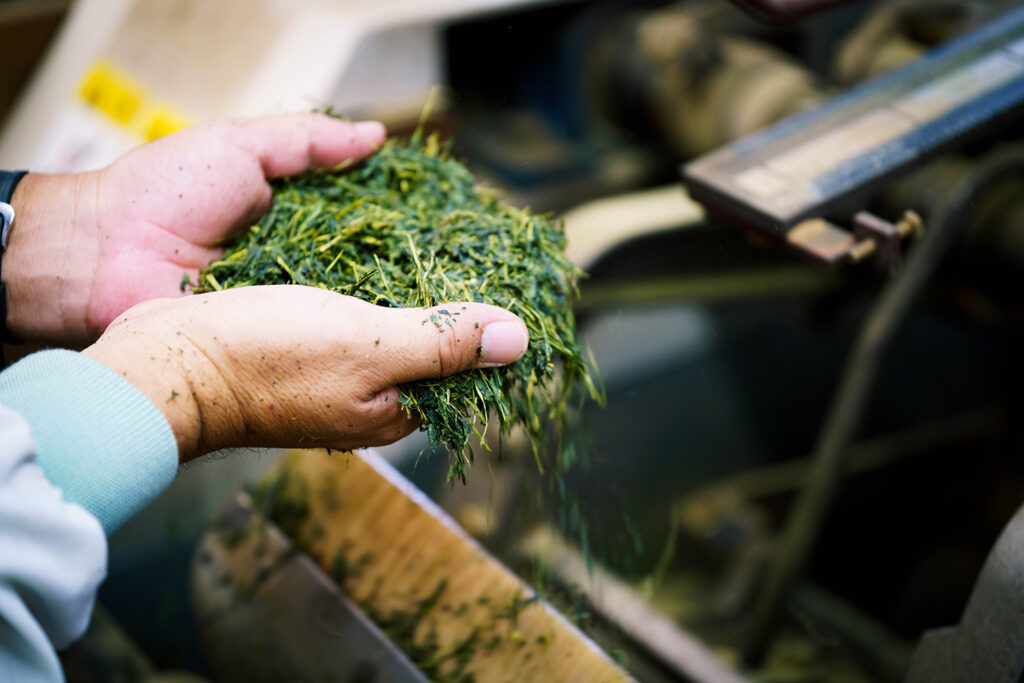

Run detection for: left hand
[[83, 286, 530, 462], [4, 113, 385, 347]]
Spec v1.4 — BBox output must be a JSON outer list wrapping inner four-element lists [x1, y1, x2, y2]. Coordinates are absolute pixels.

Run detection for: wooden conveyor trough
[[190, 449, 633, 682]]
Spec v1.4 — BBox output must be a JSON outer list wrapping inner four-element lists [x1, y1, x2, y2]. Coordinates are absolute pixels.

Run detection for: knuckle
[[254, 182, 273, 212], [365, 416, 417, 447], [435, 326, 467, 377], [359, 387, 403, 425]]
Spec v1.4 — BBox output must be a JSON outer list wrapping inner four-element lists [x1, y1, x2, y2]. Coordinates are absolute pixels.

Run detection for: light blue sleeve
[[0, 349, 180, 682], [0, 349, 179, 533], [0, 404, 106, 682]]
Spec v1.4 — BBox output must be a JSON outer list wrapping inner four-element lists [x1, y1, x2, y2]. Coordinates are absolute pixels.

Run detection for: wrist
[[82, 306, 246, 462], [4, 172, 102, 346]]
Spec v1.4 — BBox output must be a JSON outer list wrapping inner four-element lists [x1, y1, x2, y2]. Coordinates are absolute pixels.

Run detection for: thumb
[[218, 112, 386, 178], [372, 302, 529, 385]]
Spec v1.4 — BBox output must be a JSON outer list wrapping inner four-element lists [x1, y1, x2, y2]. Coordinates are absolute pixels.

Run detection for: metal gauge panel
[[682, 6, 1024, 235]]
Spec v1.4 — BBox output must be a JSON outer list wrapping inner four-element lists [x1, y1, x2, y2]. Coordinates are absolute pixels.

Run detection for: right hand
[[82, 285, 529, 462], [6, 113, 386, 347]]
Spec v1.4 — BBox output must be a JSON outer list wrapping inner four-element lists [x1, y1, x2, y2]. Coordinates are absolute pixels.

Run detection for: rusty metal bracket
[[786, 218, 857, 266], [850, 210, 924, 272], [785, 210, 923, 270]]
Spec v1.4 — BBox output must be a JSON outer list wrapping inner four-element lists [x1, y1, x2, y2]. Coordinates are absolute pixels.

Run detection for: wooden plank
[[262, 448, 632, 682]]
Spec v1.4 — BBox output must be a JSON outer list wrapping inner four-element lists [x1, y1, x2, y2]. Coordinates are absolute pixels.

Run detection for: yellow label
[[77, 60, 192, 141], [78, 61, 145, 125], [140, 105, 191, 142]]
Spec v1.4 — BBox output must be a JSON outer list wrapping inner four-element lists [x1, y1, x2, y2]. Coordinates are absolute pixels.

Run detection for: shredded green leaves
[[198, 132, 600, 482]]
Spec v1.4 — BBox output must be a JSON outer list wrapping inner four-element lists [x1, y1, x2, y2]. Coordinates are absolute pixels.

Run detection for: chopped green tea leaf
[[198, 132, 600, 482]]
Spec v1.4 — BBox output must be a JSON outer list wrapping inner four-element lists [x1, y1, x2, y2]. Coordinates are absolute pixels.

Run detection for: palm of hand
[[89, 130, 269, 333], [84, 115, 384, 337]]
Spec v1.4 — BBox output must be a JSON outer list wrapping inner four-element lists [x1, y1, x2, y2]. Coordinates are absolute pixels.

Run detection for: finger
[[366, 418, 420, 447], [356, 398, 421, 447], [369, 302, 529, 386], [218, 113, 386, 178]]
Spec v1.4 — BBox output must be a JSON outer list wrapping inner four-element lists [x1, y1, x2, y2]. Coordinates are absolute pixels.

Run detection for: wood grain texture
[[265, 448, 632, 682]]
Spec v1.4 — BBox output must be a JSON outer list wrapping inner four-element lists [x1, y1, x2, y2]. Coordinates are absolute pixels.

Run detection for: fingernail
[[354, 120, 386, 142], [480, 321, 528, 365]]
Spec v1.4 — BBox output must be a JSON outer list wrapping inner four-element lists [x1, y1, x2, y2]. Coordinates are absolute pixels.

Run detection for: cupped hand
[[82, 286, 530, 462], [5, 113, 385, 347]]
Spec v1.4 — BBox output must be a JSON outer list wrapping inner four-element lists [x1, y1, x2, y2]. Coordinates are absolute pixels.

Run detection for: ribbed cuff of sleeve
[[0, 349, 178, 533]]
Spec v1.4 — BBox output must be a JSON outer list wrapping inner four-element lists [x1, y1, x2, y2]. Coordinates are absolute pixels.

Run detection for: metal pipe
[[744, 145, 1024, 662]]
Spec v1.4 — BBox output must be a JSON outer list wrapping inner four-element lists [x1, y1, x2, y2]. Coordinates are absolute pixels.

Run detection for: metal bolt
[[897, 210, 924, 239], [848, 238, 877, 263]]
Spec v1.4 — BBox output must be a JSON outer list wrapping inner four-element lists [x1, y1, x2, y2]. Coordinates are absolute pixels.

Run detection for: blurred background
[[2, 0, 1022, 680]]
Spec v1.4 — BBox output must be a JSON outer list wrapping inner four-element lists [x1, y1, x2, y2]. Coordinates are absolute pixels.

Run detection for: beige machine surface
[[0, 0, 566, 171]]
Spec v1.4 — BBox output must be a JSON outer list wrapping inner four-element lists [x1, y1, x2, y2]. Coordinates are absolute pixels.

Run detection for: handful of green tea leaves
[[197, 132, 599, 482]]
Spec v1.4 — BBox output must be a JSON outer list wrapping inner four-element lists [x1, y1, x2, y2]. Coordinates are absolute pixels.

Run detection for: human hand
[[81, 285, 530, 462], [5, 113, 385, 347]]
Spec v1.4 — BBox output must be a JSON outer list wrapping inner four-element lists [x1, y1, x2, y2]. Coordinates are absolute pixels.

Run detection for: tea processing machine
[[683, 4, 1024, 676], [19, 0, 1023, 680], [177, 4, 1024, 681], [683, 3, 1024, 268]]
